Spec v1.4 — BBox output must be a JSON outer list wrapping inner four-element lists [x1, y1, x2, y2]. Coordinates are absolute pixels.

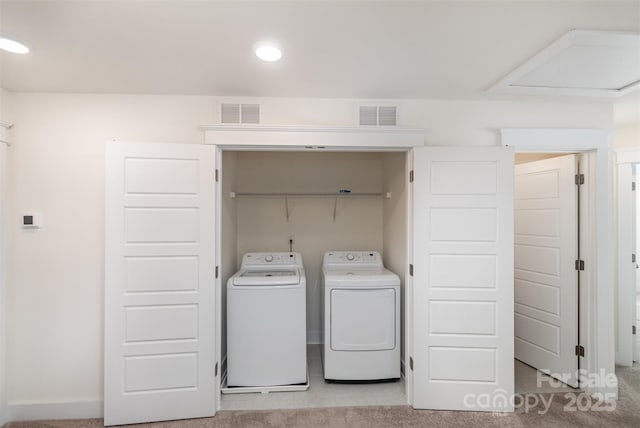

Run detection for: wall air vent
[[359, 105, 397, 126], [221, 103, 260, 124], [240, 104, 260, 124], [377, 106, 397, 126]]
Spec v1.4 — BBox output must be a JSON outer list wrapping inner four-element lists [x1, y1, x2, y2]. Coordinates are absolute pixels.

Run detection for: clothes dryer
[[321, 251, 400, 381]]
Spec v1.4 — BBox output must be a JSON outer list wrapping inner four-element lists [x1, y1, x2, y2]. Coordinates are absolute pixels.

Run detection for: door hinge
[[633, 325, 637, 335], [409, 170, 414, 183], [633, 254, 637, 264], [409, 264, 414, 276], [633, 182, 636, 191], [215, 362, 218, 377], [575, 345, 585, 357], [409, 357, 414, 371], [215, 265, 219, 279], [575, 174, 584, 185], [215, 169, 219, 182], [575, 260, 585, 271]]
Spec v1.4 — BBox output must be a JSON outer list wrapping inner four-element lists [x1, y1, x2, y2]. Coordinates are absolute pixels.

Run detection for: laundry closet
[[104, 127, 526, 425], [218, 150, 410, 408]]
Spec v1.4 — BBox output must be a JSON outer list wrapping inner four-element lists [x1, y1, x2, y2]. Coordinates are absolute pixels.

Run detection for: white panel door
[[412, 147, 514, 411], [617, 161, 638, 366], [515, 155, 578, 387], [105, 141, 216, 426]]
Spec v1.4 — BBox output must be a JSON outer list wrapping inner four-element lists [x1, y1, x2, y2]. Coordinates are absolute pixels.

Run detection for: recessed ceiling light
[[253, 41, 282, 62], [0, 36, 29, 54]]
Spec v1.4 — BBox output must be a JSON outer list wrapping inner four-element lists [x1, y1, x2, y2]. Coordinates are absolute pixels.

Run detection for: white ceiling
[[0, 0, 639, 102]]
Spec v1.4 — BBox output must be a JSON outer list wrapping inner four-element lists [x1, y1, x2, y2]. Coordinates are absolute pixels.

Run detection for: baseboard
[[7, 400, 103, 422]]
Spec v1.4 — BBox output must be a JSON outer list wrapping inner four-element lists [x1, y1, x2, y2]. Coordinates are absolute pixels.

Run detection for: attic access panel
[[490, 30, 640, 97]]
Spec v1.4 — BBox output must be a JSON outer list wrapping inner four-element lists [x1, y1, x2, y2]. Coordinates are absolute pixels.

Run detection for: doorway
[[216, 149, 411, 411], [503, 127, 614, 401], [616, 149, 640, 367]]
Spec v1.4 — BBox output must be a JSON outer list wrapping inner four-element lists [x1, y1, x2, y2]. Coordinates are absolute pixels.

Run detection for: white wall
[[515, 153, 566, 164], [613, 93, 639, 150], [220, 151, 237, 371], [614, 123, 640, 150], [382, 152, 407, 363], [0, 90, 10, 123], [0, 87, 11, 425], [6, 93, 215, 414], [216, 96, 613, 146], [4, 91, 614, 418], [234, 151, 385, 342]]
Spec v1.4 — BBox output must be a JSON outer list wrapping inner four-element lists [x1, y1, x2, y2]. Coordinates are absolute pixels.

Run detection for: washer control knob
[[346, 253, 355, 261], [265, 254, 274, 262]]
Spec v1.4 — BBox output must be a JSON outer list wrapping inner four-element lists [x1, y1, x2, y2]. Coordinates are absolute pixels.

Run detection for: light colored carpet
[[4, 363, 640, 428]]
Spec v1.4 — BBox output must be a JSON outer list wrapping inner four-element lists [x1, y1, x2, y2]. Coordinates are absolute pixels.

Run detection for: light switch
[[22, 212, 42, 228]]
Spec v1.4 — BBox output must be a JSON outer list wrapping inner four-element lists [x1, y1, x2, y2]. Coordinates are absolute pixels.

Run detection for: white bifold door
[[514, 155, 579, 387], [105, 141, 217, 426], [412, 147, 514, 411]]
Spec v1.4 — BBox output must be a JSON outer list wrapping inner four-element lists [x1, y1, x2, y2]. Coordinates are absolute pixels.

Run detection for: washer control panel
[[323, 251, 382, 269], [241, 252, 301, 267]]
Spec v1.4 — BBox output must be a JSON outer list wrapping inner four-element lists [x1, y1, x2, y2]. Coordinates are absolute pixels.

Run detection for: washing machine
[[227, 252, 307, 387], [321, 251, 400, 381]]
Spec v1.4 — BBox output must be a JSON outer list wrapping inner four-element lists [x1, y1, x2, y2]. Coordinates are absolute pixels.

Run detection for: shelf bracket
[[333, 196, 338, 223]]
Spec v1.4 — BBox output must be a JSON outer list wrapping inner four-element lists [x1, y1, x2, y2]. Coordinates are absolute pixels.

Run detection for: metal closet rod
[[230, 192, 387, 198], [229, 191, 392, 222]]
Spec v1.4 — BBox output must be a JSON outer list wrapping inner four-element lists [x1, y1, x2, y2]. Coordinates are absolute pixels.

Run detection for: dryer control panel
[[323, 251, 382, 269], [241, 252, 302, 267]]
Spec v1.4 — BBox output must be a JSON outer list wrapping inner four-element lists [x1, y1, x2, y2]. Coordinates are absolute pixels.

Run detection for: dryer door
[[330, 288, 396, 351]]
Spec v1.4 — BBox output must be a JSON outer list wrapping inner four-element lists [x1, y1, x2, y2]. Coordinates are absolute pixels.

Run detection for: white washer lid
[[233, 269, 300, 286], [323, 268, 400, 287]]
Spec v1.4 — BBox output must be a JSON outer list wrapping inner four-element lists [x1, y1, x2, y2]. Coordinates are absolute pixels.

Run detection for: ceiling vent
[[359, 105, 398, 126], [221, 103, 260, 124]]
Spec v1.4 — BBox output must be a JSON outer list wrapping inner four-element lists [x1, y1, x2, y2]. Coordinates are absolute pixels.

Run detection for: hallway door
[[514, 154, 579, 387]]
